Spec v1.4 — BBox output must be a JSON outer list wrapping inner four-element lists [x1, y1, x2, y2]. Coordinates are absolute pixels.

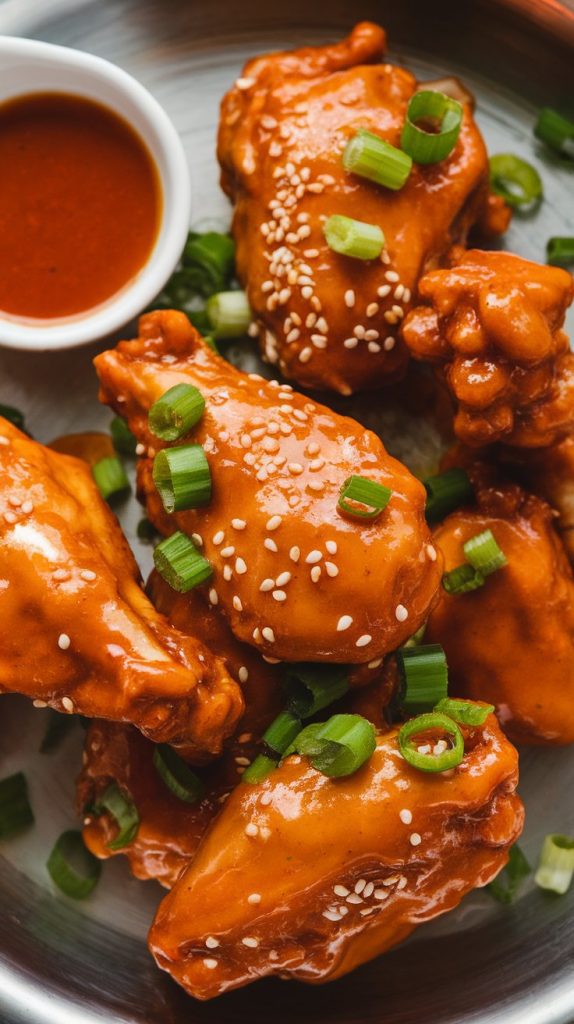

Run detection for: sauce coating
[[0, 93, 161, 319]]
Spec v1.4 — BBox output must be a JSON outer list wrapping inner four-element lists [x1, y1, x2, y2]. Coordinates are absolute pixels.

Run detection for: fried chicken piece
[[0, 418, 242, 759], [148, 713, 523, 999], [95, 310, 441, 663], [401, 250, 574, 447], [499, 438, 574, 565], [217, 22, 508, 395], [425, 469, 574, 744]]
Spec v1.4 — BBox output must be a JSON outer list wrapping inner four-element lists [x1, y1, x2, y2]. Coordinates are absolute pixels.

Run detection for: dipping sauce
[[0, 92, 161, 320]]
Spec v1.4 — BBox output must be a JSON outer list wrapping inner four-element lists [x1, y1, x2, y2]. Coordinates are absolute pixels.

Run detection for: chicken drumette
[[218, 21, 508, 395], [425, 466, 574, 744], [95, 309, 441, 664], [149, 712, 523, 999], [401, 250, 574, 447], [0, 418, 242, 759]]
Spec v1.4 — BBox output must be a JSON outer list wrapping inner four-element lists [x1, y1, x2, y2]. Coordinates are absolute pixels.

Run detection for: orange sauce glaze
[[0, 92, 161, 319]]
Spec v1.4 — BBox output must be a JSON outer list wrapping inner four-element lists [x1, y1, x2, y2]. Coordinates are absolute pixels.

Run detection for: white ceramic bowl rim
[[0, 35, 191, 351]]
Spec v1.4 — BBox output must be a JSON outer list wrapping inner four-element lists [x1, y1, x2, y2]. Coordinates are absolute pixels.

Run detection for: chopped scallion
[[534, 108, 574, 159], [206, 290, 252, 339], [0, 403, 27, 433], [284, 663, 349, 719], [153, 745, 205, 803], [424, 468, 473, 522], [137, 517, 157, 544], [242, 754, 277, 784], [149, 383, 205, 442], [94, 782, 139, 851], [153, 531, 213, 593], [489, 844, 531, 904], [262, 711, 302, 758], [110, 417, 137, 456], [291, 714, 376, 778], [0, 772, 34, 838], [535, 834, 574, 895], [182, 231, 236, 297], [338, 475, 392, 520], [442, 563, 485, 595], [397, 644, 448, 713], [92, 456, 130, 503], [398, 711, 464, 772], [152, 445, 211, 514], [343, 129, 412, 190], [323, 214, 385, 260], [401, 90, 463, 164], [489, 153, 543, 209], [434, 697, 494, 726], [464, 529, 507, 576], [47, 830, 101, 899], [547, 237, 574, 267]]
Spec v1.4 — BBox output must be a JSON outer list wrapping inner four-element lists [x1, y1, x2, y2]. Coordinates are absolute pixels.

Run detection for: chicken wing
[[499, 437, 574, 565], [425, 467, 574, 744], [0, 418, 242, 759], [217, 22, 508, 395], [401, 249, 574, 447], [95, 309, 441, 663], [148, 713, 523, 999]]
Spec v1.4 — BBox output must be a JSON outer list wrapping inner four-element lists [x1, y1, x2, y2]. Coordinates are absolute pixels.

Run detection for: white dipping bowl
[[0, 36, 191, 351]]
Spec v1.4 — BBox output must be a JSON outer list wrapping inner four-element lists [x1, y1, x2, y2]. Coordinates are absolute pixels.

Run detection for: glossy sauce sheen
[[0, 93, 161, 319]]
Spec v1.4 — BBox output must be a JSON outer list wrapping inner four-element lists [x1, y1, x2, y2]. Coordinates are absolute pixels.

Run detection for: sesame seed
[[244, 452, 256, 466], [0, 436, 9, 446], [209, 588, 218, 605], [203, 958, 218, 970], [260, 792, 272, 806], [363, 881, 375, 898], [377, 284, 391, 298], [62, 697, 74, 713], [385, 270, 400, 282], [33, 699, 48, 708], [245, 823, 259, 837], [272, 590, 287, 601], [353, 325, 366, 339], [288, 462, 303, 475], [235, 558, 247, 575], [53, 569, 70, 581], [310, 566, 321, 583], [365, 329, 380, 341], [311, 335, 327, 349], [384, 310, 399, 324], [232, 519, 246, 530], [8, 495, 20, 508], [220, 546, 235, 558], [366, 302, 379, 317], [384, 336, 396, 351], [392, 305, 404, 319], [333, 884, 350, 897], [303, 249, 319, 258], [286, 328, 300, 343], [346, 893, 363, 905], [434, 740, 448, 755], [236, 76, 255, 89], [374, 888, 389, 900], [242, 936, 259, 948], [400, 809, 413, 825], [368, 342, 381, 353], [21, 500, 33, 515], [238, 666, 249, 683], [275, 571, 291, 586], [325, 561, 339, 577], [309, 458, 324, 471], [368, 658, 383, 669], [323, 910, 341, 922], [305, 550, 322, 564], [289, 546, 300, 562], [4, 511, 16, 524], [418, 744, 431, 754], [192, 533, 203, 547], [223, 565, 233, 582], [266, 515, 282, 531], [299, 347, 313, 363], [394, 284, 405, 300], [403, 287, 411, 303], [326, 540, 337, 555], [337, 615, 353, 632], [426, 544, 437, 561], [206, 937, 220, 949], [356, 634, 372, 647], [213, 531, 224, 545], [256, 468, 268, 482], [264, 538, 278, 552], [398, 876, 408, 890], [262, 626, 276, 643], [58, 633, 71, 651], [248, 892, 262, 905], [395, 604, 409, 622], [355, 878, 366, 894], [235, 756, 250, 766], [260, 578, 275, 592], [233, 596, 243, 611]]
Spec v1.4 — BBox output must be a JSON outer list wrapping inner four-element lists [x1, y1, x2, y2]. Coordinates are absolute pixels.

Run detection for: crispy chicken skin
[[0, 418, 242, 759], [402, 250, 574, 447], [148, 714, 523, 1000], [217, 22, 508, 395], [426, 470, 574, 744], [95, 310, 441, 663]]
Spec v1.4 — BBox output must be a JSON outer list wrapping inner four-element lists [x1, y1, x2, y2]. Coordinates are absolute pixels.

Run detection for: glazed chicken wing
[[500, 437, 574, 565], [401, 249, 574, 447], [148, 714, 523, 999], [0, 418, 242, 759], [217, 22, 508, 395], [95, 310, 441, 663], [425, 469, 574, 744]]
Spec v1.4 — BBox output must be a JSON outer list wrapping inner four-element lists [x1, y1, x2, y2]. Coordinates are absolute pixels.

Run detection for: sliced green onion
[[424, 468, 473, 522], [398, 711, 464, 773], [40, 711, 76, 753], [343, 129, 412, 190], [182, 231, 236, 297], [338, 475, 392, 520], [397, 644, 448, 713], [291, 714, 376, 778], [242, 754, 277, 784], [188, 308, 212, 334], [442, 563, 485, 595], [534, 108, 574, 159], [0, 403, 27, 433], [401, 90, 463, 164], [489, 154, 543, 209], [323, 214, 385, 260], [262, 711, 302, 758], [489, 844, 531, 904], [152, 445, 211, 514], [94, 782, 139, 851], [284, 664, 349, 719], [206, 290, 252, 339], [535, 834, 574, 895], [434, 697, 494, 726], [402, 622, 427, 649], [203, 335, 220, 354], [149, 383, 206, 442], [137, 517, 157, 544], [110, 417, 137, 456], [547, 237, 574, 267], [0, 772, 34, 838], [92, 456, 130, 503], [153, 531, 213, 593], [464, 529, 507, 577], [47, 830, 101, 899], [153, 744, 204, 803]]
